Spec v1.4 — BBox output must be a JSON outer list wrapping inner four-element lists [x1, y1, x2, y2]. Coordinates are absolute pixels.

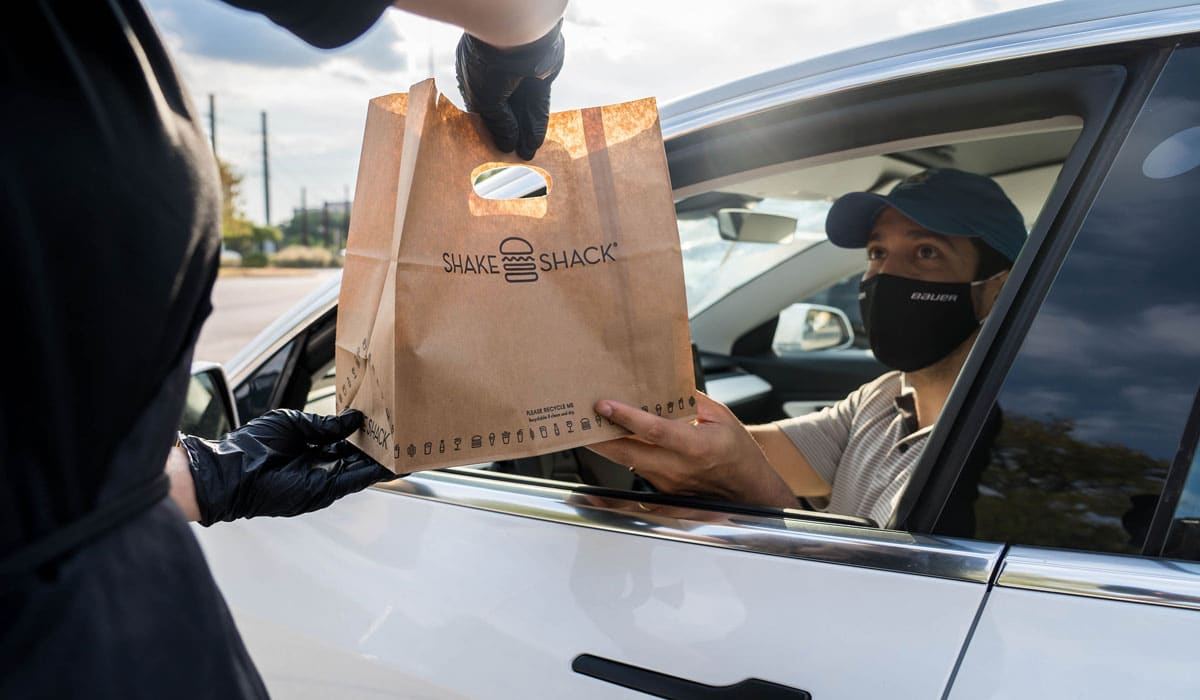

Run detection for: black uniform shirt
[[1, 1, 388, 696]]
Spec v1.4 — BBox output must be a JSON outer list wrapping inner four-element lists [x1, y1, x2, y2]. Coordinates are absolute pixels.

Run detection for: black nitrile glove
[[180, 408, 396, 526], [456, 19, 564, 161]]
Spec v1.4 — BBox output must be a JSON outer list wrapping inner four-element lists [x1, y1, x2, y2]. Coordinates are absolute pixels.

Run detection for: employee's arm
[[165, 410, 394, 525], [394, 0, 567, 47], [166, 445, 201, 521]]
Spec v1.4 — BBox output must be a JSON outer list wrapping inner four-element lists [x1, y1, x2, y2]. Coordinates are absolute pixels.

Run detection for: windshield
[[680, 198, 834, 317]]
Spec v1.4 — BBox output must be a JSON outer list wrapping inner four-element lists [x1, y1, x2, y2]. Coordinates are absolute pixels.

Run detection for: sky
[[143, 0, 1055, 226]]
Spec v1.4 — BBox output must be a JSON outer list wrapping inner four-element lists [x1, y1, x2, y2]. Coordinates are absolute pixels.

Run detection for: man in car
[[588, 168, 1025, 528]]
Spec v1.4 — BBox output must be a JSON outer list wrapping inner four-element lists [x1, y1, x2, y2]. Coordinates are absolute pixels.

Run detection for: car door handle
[[572, 654, 811, 700]]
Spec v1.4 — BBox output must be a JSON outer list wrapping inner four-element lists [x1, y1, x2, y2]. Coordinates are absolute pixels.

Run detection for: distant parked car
[[185, 2, 1200, 697], [218, 246, 242, 266]]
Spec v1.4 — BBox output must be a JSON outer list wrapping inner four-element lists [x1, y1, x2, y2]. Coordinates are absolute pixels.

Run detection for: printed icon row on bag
[[642, 395, 697, 417], [406, 416, 603, 459], [402, 396, 698, 458]]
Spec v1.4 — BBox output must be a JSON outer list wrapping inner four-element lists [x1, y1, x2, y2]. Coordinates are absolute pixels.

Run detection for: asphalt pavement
[[193, 269, 340, 364]]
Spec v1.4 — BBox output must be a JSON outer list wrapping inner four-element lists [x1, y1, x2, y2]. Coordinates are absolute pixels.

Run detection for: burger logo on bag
[[442, 236, 618, 284], [499, 237, 538, 283]]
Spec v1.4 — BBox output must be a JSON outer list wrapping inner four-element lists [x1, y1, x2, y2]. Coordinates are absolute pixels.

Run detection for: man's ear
[[989, 270, 1009, 299], [975, 269, 1009, 319]]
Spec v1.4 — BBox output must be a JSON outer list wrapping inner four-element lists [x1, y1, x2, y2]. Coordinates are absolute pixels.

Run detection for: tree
[[975, 412, 1169, 553], [217, 158, 254, 256], [279, 205, 349, 249], [251, 224, 282, 248]]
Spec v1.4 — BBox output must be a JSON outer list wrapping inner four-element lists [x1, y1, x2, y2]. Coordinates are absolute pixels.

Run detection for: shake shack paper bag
[[336, 80, 696, 472]]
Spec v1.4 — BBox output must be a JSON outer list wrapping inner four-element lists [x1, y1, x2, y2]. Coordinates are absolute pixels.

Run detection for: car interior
[[235, 53, 1136, 531]]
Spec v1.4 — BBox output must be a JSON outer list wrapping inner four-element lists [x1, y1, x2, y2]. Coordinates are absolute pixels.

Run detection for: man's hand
[[456, 19, 564, 160], [586, 393, 799, 509], [177, 409, 396, 526]]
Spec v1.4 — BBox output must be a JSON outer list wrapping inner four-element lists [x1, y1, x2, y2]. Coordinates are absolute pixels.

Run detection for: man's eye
[[916, 245, 940, 260], [867, 247, 884, 260]]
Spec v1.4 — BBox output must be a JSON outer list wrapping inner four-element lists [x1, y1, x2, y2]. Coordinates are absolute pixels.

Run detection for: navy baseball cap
[[825, 168, 1027, 262]]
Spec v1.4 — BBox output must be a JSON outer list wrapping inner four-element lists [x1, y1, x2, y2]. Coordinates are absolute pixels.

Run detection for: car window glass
[[679, 198, 831, 317], [181, 371, 233, 439], [1166, 453, 1200, 559], [1163, 391, 1200, 560], [233, 340, 293, 422], [974, 46, 1200, 556], [304, 359, 337, 416]]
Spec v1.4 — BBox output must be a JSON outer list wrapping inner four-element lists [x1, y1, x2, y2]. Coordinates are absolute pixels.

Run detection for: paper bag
[[336, 79, 696, 472]]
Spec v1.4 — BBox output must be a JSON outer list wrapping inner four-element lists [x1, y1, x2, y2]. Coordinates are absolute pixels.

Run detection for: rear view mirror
[[181, 363, 240, 439], [716, 208, 797, 243], [773, 303, 854, 353]]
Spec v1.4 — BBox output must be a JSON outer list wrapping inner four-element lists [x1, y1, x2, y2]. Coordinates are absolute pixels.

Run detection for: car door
[[193, 12, 1160, 699], [934, 42, 1200, 699], [203, 294, 991, 696], [202, 270, 995, 700]]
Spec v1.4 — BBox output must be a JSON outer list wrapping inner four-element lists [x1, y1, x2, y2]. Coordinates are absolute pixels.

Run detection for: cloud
[[1019, 304, 1098, 357], [145, 0, 407, 71], [1012, 303, 1114, 372], [1121, 383, 1196, 427], [1143, 304, 1200, 357], [998, 387, 1072, 418], [1014, 298, 1200, 378], [1067, 415, 1122, 445]]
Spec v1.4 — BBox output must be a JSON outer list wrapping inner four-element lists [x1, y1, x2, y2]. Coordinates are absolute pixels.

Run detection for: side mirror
[[182, 362, 240, 439], [716, 208, 797, 243], [773, 303, 855, 353]]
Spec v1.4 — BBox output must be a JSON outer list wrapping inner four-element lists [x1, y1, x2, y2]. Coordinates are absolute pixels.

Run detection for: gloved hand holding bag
[[179, 409, 395, 526]]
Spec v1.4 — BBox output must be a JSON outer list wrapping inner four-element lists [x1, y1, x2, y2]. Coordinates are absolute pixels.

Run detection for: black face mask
[[858, 273, 984, 372]]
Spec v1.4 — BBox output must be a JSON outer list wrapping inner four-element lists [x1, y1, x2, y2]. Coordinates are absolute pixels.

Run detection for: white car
[[186, 2, 1200, 697]]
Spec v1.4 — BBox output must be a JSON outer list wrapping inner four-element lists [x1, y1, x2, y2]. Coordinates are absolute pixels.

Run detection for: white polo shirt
[[775, 371, 931, 527]]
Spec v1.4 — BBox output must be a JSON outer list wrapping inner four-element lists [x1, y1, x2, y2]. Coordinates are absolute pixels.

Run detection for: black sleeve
[[221, 0, 394, 49]]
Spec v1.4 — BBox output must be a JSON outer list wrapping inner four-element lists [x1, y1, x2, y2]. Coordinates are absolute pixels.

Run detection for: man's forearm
[[749, 424, 831, 498], [740, 464, 808, 511], [394, 0, 567, 47]]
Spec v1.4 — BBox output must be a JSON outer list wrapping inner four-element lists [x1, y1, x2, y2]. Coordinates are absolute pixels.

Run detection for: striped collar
[[894, 377, 934, 448]]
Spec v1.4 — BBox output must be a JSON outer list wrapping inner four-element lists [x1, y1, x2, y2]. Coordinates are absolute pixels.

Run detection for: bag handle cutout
[[468, 163, 552, 218]]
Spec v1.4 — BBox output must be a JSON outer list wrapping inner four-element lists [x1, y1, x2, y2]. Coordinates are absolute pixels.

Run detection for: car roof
[[660, 0, 1200, 138]]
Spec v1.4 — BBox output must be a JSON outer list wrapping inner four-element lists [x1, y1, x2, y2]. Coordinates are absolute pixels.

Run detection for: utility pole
[[261, 111, 271, 225], [322, 201, 331, 246], [300, 187, 309, 245], [208, 94, 216, 155]]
